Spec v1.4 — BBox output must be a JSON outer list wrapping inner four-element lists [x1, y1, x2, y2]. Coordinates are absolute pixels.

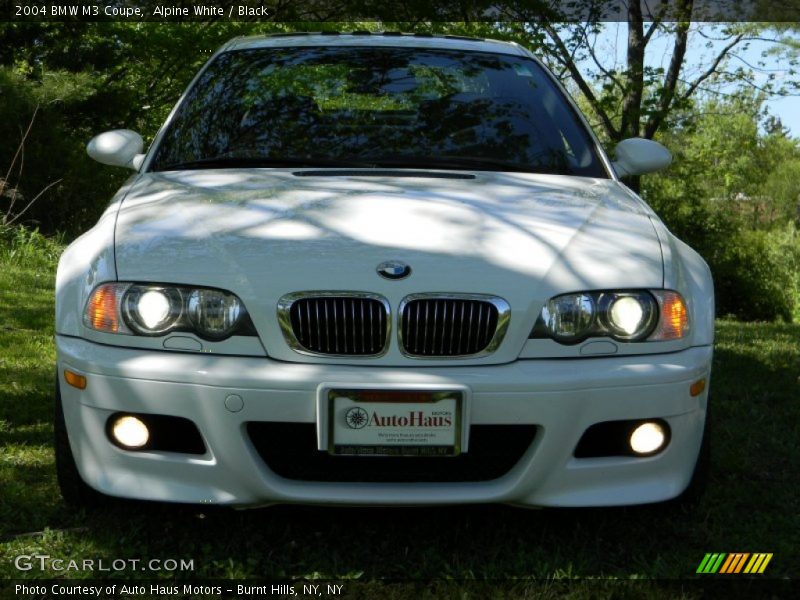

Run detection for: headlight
[[532, 290, 685, 344], [84, 283, 255, 341], [598, 292, 657, 341], [541, 293, 595, 342], [187, 289, 243, 340], [122, 286, 183, 335]]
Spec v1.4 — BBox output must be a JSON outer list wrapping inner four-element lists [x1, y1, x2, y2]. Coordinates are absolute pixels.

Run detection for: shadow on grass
[[0, 424, 51, 446], [711, 341, 798, 489], [41, 500, 690, 579], [0, 463, 64, 540], [2, 457, 728, 581], [0, 365, 54, 428]]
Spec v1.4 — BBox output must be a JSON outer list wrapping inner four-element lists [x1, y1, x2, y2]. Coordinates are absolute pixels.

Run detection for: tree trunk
[[620, 2, 645, 141]]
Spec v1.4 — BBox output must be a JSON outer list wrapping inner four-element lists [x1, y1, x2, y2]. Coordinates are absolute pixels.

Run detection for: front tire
[[54, 378, 109, 508]]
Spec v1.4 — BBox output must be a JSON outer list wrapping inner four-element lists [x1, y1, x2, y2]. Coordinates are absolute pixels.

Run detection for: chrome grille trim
[[278, 292, 391, 357], [398, 294, 511, 358]]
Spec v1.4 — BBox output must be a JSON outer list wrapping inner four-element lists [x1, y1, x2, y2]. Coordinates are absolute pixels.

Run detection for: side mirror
[[612, 138, 672, 177], [87, 130, 145, 170]]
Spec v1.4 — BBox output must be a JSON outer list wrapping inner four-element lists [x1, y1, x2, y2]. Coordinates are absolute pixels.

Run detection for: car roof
[[225, 32, 530, 58]]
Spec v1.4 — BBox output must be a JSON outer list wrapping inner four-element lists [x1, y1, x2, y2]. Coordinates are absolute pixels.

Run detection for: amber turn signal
[[64, 369, 87, 390], [84, 283, 124, 333], [690, 378, 706, 397], [651, 291, 690, 340]]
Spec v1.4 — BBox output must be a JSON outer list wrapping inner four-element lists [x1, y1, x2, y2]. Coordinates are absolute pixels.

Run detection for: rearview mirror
[[87, 130, 145, 170], [612, 138, 672, 177]]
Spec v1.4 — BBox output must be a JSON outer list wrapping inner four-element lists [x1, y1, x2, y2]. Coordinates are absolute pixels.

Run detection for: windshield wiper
[[155, 155, 571, 175], [155, 156, 379, 171], [368, 155, 570, 174]]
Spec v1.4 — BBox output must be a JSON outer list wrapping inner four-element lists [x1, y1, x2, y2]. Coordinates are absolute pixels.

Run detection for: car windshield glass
[[149, 46, 607, 177]]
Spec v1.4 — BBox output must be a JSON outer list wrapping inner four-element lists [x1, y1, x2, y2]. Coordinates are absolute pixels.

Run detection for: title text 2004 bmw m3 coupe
[[55, 33, 713, 508]]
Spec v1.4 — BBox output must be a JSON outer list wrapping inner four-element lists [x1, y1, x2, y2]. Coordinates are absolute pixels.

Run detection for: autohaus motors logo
[[345, 406, 452, 429], [345, 407, 369, 429]]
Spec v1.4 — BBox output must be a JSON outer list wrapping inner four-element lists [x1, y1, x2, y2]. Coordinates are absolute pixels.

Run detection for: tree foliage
[[643, 93, 800, 321], [0, 22, 330, 232]]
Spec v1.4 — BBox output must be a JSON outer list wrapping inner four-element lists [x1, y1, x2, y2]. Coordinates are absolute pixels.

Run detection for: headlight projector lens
[[122, 286, 182, 334], [543, 293, 595, 342], [136, 290, 171, 329], [600, 292, 656, 340], [609, 296, 645, 335], [188, 289, 243, 339]]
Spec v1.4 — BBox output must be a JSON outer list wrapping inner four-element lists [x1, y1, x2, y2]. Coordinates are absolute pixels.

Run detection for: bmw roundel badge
[[376, 260, 412, 280]]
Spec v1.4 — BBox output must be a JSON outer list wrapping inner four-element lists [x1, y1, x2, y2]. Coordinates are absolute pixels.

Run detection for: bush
[[712, 226, 798, 322], [642, 188, 798, 323], [0, 66, 126, 238], [0, 224, 63, 267]]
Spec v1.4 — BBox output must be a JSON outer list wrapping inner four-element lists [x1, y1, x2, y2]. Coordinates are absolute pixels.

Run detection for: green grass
[[1, 227, 797, 597]]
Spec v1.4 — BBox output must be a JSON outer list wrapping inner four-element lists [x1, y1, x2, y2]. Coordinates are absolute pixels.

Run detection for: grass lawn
[[1, 229, 797, 597]]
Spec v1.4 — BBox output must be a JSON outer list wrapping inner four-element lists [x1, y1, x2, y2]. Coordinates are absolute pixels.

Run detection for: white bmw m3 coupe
[[55, 32, 713, 508]]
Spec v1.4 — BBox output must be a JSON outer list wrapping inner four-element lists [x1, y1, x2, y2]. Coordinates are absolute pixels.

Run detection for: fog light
[[629, 421, 666, 455], [111, 415, 150, 449]]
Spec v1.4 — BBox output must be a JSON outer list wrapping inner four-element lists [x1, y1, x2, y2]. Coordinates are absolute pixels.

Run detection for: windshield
[[149, 46, 607, 177]]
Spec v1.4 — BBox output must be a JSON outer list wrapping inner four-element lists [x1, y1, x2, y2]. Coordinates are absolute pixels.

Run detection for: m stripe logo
[[696, 553, 773, 574]]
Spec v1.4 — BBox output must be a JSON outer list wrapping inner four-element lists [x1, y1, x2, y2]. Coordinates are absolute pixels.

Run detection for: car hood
[[115, 169, 663, 363]]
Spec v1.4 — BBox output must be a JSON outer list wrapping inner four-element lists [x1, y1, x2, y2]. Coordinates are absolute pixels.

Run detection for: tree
[[496, 1, 797, 149]]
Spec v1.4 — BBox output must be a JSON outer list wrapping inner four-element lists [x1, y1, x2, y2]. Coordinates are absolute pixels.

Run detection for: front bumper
[[56, 335, 712, 507]]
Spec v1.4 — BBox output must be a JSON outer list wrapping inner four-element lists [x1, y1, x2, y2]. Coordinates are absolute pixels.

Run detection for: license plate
[[327, 389, 462, 457]]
